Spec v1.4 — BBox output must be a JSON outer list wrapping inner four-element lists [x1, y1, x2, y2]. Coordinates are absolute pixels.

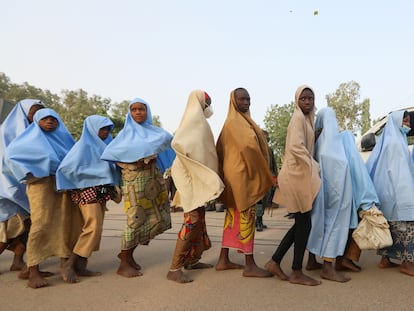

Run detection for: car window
[[372, 111, 414, 145]]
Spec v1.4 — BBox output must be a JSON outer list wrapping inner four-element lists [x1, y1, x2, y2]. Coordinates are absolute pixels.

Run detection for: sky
[[2, 0, 414, 138]]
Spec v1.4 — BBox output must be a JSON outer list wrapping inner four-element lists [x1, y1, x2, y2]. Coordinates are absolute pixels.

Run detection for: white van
[[357, 107, 414, 161]]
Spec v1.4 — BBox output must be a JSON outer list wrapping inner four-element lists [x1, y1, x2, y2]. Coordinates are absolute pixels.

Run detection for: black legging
[[271, 211, 311, 270]]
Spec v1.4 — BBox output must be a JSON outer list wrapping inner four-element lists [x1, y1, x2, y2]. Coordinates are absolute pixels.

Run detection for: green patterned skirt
[[120, 161, 171, 249]]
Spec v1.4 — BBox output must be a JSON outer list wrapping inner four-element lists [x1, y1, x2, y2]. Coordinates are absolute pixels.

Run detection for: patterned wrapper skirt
[[120, 161, 171, 250], [221, 205, 256, 254], [378, 221, 414, 263], [170, 206, 211, 269]]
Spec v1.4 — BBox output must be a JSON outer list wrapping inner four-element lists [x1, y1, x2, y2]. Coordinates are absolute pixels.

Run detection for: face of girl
[[98, 126, 111, 140], [234, 89, 250, 113], [27, 104, 45, 124], [130, 103, 148, 124], [38, 116, 58, 132], [402, 114, 411, 127], [298, 89, 315, 115]]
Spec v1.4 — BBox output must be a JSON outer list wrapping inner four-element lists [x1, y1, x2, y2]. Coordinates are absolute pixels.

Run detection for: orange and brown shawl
[[273, 84, 321, 213], [216, 90, 273, 212]]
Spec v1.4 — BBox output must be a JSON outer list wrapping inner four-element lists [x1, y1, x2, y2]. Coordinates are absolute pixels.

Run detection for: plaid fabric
[[71, 185, 114, 205]]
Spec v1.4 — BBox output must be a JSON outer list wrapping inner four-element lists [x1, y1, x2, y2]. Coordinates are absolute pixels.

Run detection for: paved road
[[0, 202, 412, 311]]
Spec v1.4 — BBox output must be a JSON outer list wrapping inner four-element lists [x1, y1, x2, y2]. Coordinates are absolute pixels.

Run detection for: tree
[[0, 72, 165, 138], [326, 81, 370, 134], [360, 98, 371, 134], [0, 73, 61, 110], [152, 115, 162, 127], [263, 101, 295, 169], [110, 100, 129, 118], [0, 72, 11, 98]]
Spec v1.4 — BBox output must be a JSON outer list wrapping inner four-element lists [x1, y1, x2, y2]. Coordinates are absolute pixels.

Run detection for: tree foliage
[[263, 81, 373, 169], [360, 98, 371, 134], [326, 80, 369, 134], [0, 72, 166, 139], [263, 101, 295, 169]]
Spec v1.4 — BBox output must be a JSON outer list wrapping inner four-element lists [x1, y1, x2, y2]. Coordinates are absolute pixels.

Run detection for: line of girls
[[265, 85, 414, 287], [0, 90, 220, 288], [1, 87, 414, 290]]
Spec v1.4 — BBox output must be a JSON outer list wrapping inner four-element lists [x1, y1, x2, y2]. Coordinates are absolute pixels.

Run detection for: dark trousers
[[271, 211, 311, 270]]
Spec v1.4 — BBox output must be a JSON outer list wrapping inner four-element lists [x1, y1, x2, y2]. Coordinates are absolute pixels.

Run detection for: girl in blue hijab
[[307, 107, 353, 283], [0, 99, 44, 271], [4, 108, 82, 288], [56, 115, 121, 278], [101, 98, 172, 278], [336, 130, 380, 272], [366, 110, 414, 277]]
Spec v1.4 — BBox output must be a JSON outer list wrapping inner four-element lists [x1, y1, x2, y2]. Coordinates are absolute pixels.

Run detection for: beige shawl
[[216, 90, 273, 212], [274, 85, 321, 213], [171, 90, 225, 212]]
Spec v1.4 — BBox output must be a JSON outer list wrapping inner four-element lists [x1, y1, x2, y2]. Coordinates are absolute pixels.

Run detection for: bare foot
[[306, 261, 323, 271], [400, 261, 414, 276], [74, 256, 101, 277], [167, 270, 193, 283], [306, 253, 323, 271], [118, 252, 141, 270], [117, 262, 143, 278], [10, 260, 26, 271], [27, 266, 49, 289], [264, 259, 289, 280], [76, 267, 102, 277], [335, 258, 361, 272], [185, 262, 213, 270], [19, 267, 54, 280], [215, 260, 244, 271], [321, 264, 351, 282], [243, 264, 273, 278], [378, 257, 400, 269], [10, 244, 26, 271], [289, 270, 321, 286], [61, 260, 79, 284]]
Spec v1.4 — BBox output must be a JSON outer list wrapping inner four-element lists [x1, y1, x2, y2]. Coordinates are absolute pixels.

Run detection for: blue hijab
[[307, 107, 353, 258], [0, 99, 45, 220], [4, 108, 75, 183], [156, 147, 176, 173], [340, 130, 380, 228], [366, 110, 414, 221], [56, 115, 120, 190], [101, 98, 173, 163]]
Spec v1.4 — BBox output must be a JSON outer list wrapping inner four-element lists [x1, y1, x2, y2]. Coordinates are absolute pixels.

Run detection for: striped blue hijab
[[56, 115, 120, 190], [101, 98, 172, 163]]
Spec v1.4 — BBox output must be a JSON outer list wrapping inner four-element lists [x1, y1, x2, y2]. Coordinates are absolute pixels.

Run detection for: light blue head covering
[[56, 115, 120, 190], [4, 108, 75, 183], [340, 130, 380, 228], [307, 107, 353, 258], [0, 99, 45, 220], [101, 98, 173, 163], [366, 110, 414, 221]]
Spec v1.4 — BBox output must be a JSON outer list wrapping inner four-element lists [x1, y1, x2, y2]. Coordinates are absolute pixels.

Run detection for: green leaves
[[0, 72, 165, 139]]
